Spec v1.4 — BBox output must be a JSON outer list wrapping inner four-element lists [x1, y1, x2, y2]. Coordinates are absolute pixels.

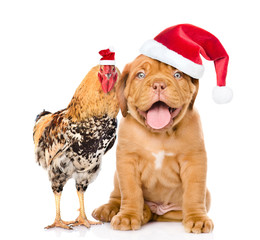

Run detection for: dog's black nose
[[152, 82, 167, 92]]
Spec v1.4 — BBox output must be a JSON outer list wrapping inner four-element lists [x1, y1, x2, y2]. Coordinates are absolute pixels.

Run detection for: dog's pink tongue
[[146, 102, 171, 129]]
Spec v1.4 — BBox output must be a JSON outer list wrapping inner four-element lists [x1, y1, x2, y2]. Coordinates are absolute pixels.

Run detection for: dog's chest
[[151, 150, 175, 169], [140, 148, 181, 189]]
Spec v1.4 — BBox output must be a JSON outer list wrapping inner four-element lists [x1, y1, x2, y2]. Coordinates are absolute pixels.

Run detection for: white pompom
[[109, 46, 115, 52], [212, 86, 233, 104]]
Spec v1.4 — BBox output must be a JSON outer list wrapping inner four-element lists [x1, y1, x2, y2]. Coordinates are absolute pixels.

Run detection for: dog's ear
[[189, 78, 199, 110], [116, 64, 130, 117]]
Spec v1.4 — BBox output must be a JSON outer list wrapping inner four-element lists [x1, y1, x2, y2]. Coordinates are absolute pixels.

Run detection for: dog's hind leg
[[92, 199, 120, 222], [92, 173, 121, 222], [153, 210, 183, 222], [151, 189, 211, 222], [142, 203, 153, 224]]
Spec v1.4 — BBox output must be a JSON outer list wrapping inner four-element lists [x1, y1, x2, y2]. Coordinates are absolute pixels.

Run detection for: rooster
[[33, 49, 119, 229]]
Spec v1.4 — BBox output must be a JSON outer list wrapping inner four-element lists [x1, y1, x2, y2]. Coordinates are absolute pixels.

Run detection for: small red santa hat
[[140, 24, 233, 104], [99, 48, 115, 65]]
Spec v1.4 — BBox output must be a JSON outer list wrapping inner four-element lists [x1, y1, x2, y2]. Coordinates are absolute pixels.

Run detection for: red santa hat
[[99, 48, 115, 65], [140, 24, 233, 104]]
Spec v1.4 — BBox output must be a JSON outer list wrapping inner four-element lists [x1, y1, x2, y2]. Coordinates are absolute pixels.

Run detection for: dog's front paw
[[183, 215, 214, 233], [111, 212, 141, 231]]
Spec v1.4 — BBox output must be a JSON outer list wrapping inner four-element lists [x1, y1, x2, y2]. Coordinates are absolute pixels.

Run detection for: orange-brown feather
[[34, 110, 69, 167], [33, 113, 53, 147]]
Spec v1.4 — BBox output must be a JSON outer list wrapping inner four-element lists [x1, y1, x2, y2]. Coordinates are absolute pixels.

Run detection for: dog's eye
[[137, 72, 146, 79], [174, 72, 182, 79]]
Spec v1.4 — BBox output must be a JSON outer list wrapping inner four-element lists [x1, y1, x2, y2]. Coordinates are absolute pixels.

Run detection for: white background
[[1, 0, 260, 239]]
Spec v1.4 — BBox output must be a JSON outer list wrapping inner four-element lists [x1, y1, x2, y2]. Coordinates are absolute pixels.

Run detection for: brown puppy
[[92, 55, 213, 233]]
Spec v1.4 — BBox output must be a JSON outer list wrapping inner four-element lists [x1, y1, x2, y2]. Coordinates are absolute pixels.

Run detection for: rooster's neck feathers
[[66, 65, 119, 121]]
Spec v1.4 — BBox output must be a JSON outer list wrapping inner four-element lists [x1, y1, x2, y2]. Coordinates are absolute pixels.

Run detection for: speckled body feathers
[[34, 110, 117, 193]]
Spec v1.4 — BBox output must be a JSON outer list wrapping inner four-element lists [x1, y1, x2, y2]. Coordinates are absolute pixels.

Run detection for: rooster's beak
[[105, 73, 112, 79]]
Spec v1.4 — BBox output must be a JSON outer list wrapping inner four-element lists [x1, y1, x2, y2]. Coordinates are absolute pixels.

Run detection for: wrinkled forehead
[[130, 55, 175, 74], [129, 55, 193, 82]]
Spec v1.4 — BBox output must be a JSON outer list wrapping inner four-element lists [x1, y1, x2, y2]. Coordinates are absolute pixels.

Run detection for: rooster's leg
[[45, 192, 73, 230], [71, 191, 102, 228]]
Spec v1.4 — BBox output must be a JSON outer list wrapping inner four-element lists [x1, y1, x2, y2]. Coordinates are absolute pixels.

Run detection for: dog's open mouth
[[138, 101, 182, 130]]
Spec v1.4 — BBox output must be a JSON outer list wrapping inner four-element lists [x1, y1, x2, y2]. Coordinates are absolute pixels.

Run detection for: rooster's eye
[[137, 72, 145, 79]]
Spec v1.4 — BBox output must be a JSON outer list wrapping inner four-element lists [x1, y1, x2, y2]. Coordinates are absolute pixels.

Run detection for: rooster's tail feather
[[35, 109, 52, 122]]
